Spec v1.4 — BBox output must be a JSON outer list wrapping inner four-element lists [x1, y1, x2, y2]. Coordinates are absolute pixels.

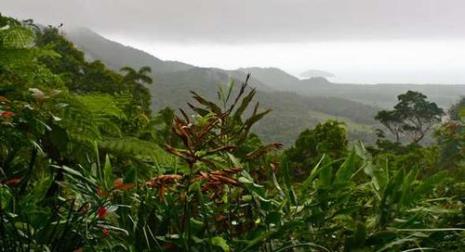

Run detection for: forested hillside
[[66, 28, 380, 145], [66, 28, 465, 145], [3, 14, 465, 252]]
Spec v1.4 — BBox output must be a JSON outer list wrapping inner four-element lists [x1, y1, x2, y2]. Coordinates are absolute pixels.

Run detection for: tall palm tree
[[120, 66, 153, 85], [120, 66, 154, 115]]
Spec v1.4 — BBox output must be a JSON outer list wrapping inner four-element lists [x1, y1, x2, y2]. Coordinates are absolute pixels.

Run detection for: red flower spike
[[102, 228, 110, 237], [97, 206, 108, 219]]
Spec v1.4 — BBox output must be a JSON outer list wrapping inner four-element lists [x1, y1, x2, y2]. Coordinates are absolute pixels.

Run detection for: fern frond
[[99, 137, 169, 162]]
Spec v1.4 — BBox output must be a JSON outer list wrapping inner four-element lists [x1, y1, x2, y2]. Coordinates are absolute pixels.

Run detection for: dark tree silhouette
[[376, 91, 443, 144], [120, 66, 153, 113]]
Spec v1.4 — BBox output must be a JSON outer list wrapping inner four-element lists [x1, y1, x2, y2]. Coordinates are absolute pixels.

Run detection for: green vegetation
[[2, 15, 465, 251], [285, 120, 348, 179]]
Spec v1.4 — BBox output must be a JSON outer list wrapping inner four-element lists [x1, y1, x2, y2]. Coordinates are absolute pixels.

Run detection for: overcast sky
[[2, 0, 465, 83]]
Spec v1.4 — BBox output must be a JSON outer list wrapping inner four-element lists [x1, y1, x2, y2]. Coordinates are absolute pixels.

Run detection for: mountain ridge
[[65, 27, 465, 144], [63, 28, 404, 145], [65, 27, 194, 74]]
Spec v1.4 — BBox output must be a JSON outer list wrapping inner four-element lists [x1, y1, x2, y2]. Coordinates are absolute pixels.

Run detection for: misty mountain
[[294, 83, 465, 108], [238, 67, 336, 91], [237, 67, 465, 108], [65, 28, 383, 145], [66, 28, 465, 145], [66, 28, 193, 74], [238, 67, 301, 90]]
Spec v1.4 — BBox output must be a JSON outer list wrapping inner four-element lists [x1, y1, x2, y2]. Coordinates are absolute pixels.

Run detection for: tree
[[35, 26, 138, 99], [120, 66, 153, 113], [448, 96, 465, 121], [285, 120, 348, 179], [120, 66, 153, 84], [375, 91, 443, 144], [436, 98, 465, 169]]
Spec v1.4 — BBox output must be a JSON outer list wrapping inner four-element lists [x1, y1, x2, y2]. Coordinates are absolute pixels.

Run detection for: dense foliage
[[2, 15, 465, 251], [285, 120, 347, 180]]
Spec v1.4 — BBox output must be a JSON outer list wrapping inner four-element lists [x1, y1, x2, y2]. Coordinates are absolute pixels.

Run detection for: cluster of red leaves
[[145, 168, 243, 201], [113, 178, 134, 191], [194, 167, 242, 199], [97, 178, 135, 197], [146, 174, 183, 200]]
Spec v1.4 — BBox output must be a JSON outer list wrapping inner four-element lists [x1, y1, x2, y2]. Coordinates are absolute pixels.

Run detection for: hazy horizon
[[105, 33, 465, 84], [2, 0, 465, 84]]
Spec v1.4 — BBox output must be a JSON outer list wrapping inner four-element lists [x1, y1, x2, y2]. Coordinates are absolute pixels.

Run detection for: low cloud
[[1, 0, 465, 43]]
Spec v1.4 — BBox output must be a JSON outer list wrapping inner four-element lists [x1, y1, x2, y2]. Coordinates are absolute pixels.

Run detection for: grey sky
[[2, 0, 465, 84], [2, 0, 465, 43]]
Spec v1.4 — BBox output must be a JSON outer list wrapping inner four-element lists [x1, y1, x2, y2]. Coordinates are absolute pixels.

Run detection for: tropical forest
[[2, 8, 465, 252]]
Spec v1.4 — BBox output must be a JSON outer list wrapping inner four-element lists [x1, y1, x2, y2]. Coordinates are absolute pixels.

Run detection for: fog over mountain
[[2, 0, 465, 83], [301, 70, 335, 79]]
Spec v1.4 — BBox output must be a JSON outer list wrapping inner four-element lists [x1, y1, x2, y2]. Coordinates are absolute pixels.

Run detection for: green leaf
[[319, 160, 333, 187], [0, 185, 12, 209], [414, 171, 448, 198], [265, 211, 281, 225], [191, 91, 222, 114], [233, 89, 256, 119], [210, 236, 230, 252], [375, 237, 418, 252], [227, 153, 242, 168], [335, 150, 357, 184], [103, 154, 113, 190], [124, 167, 137, 184], [1, 25, 35, 49], [302, 154, 327, 189], [49, 124, 69, 152]]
